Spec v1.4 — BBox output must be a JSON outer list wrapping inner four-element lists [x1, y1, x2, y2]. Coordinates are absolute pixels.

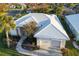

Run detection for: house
[[65, 14, 79, 41], [10, 5, 16, 9], [73, 4, 79, 13], [9, 3, 25, 10], [10, 13, 69, 50]]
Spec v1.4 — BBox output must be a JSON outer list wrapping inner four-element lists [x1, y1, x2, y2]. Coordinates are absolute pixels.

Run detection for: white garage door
[[37, 39, 61, 49], [51, 40, 60, 48], [37, 39, 51, 50]]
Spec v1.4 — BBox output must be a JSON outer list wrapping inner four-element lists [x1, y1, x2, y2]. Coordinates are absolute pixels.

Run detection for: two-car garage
[[37, 39, 66, 50]]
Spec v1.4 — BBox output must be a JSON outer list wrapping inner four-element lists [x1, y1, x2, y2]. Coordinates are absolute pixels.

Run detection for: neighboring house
[[65, 14, 79, 41], [73, 4, 79, 13], [10, 5, 16, 9], [9, 4, 24, 10], [10, 13, 69, 50], [26, 10, 32, 13]]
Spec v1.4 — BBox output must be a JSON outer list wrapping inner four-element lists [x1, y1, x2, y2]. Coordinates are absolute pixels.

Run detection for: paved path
[[16, 36, 62, 56], [72, 41, 79, 50], [16, 36, 37, 56]]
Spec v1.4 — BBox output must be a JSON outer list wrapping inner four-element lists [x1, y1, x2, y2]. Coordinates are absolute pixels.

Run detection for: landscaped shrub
[[61, 48, 76, 56], [61, 48, 70, 56], [61, 47, 79, 56]]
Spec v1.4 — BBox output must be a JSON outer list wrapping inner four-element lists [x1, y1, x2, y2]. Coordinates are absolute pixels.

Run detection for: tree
[[33, 7, 50, 13], [49, 4, 64, 16], [66, 3, 77, 8], [0, 4, 9, 12], [0, 4, 10, 16], [23, 21, 38, 46], [0, 16, 15, 48], [25, 4, 51, 13]]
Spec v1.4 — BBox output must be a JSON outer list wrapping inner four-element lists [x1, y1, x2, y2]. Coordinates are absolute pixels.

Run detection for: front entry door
[[20, 27, 26, 36]]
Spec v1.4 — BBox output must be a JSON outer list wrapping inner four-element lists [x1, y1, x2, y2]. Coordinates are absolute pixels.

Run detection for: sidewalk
[[72, 41, 79, 49]]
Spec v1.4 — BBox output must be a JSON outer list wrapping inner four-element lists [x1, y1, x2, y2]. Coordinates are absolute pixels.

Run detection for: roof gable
[[50, 15, 69, 39], [34, 24, 69, 40]]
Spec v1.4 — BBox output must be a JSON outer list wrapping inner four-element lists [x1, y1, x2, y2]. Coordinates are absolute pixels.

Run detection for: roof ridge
[[50, 15, 69, 39]]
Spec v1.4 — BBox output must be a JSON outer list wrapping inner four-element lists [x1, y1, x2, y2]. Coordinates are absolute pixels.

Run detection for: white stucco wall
[[10, 29, 17, 36], [60, 40, 66, 49], [9, 28, 21, 36]]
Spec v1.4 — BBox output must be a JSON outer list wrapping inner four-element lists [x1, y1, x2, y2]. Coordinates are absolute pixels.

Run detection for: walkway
[[16, 36, 36, 55], [72, 41, 79, 50], [16, 36, 62, 56]]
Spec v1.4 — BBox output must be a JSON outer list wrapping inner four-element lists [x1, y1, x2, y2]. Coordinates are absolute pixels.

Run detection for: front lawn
[[65, 41, 79, 56], [0, 48, 22, 56], [0, 33, 23, 56]]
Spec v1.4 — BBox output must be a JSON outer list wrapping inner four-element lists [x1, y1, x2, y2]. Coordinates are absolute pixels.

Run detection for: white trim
[[60, 40, 66, 48]]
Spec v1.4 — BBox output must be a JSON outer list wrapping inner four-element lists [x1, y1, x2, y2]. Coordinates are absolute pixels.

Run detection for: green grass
[[65, 41, 79, 56], [0, 12, 7, 16], [0, 48, 22, 56], [0, 33, 23, 56]]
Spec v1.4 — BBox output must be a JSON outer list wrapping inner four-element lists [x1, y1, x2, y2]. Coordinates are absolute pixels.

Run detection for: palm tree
[[0, 16, 15, 48]]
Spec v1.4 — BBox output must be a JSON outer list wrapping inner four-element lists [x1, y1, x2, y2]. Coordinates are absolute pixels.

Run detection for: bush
[[61, 48, 69, 56], [61, 48, 79, 56]]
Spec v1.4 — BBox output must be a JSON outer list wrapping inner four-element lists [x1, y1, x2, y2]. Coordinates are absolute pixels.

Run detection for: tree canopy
[[23, 21, 38, 36], [49, 4, 64, 16], [0, 16, 15, 32], [0, 4, 9, 12]]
